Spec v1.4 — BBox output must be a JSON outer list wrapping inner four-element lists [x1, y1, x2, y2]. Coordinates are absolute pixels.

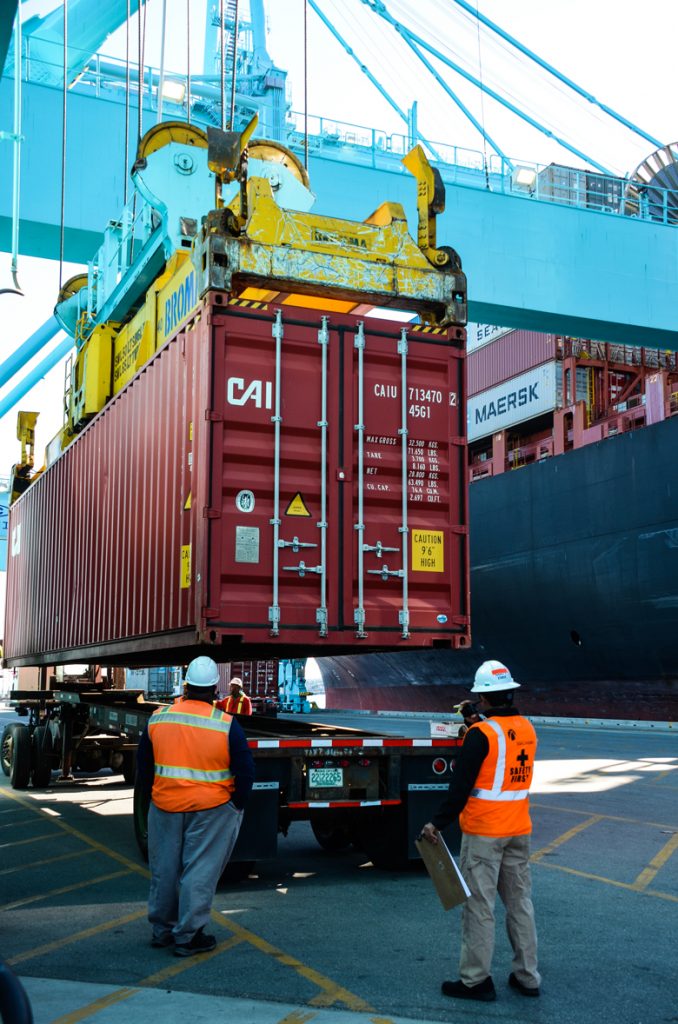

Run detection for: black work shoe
[[150, 933, 174, 948], [441, 977, 497, 1002], [173, 928, 217, 958], [509, 972, 540, 997]]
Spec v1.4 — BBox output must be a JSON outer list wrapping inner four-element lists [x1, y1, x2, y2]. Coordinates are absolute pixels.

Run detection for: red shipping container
[[467, 329, 556, 396], [4, 299, 469, 666]]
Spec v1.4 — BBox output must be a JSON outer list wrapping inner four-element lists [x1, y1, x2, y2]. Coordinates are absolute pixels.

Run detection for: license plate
[[309, 767, 343, 788]]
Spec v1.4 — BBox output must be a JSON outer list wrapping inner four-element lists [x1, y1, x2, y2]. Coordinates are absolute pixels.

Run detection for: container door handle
[[269, 309, 283, 636], [398, 328, 410, 638], [353, 322, 367, 638]]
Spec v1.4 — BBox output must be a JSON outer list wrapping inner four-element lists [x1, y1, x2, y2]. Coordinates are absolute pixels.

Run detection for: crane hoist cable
[[228, 0, 240, 130], [474, 1, 490, 189], [220, 0, 225, 130], [124, 0, 130, 203], [59, 0, 68, 290], [186, 0, 191, 125], [7, 2, 23, 295], [304, 0, 309, 171], [157, 0, 167, 124]]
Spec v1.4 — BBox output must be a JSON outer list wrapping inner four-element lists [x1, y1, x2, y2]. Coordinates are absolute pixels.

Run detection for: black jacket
[[431, 708, 524, 831]]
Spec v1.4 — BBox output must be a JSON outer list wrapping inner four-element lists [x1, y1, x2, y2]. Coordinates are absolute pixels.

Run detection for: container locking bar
[[363, 540, 399, 557], [278, 537, 317, 552], [353, 322, 367, 638], [269, 309, 284, 636], [367, 565, 404, 581], [282, 562, 323, 578], [398, 328, 410, 639], [317, 316, 329, 636]]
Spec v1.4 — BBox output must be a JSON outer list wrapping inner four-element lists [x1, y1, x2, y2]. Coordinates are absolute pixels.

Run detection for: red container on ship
[[5, 298, 469, 666]]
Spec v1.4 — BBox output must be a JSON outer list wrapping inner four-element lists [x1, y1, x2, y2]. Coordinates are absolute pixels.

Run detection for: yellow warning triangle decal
[[285, 492, 312, 517], [184, 491, 192, 511]]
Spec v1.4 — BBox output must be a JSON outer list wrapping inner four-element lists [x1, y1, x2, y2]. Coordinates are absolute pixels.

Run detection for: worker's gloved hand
[[419, 822, 439, 845], [455, 700, 482, 725]]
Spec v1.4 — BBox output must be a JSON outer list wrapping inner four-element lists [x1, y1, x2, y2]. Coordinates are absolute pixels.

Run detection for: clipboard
[[415, 835, 471, 911]]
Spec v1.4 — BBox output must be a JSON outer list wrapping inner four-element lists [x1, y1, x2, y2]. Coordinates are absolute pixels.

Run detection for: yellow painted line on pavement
[[632, 831, 678, 890], [51, 988, 140, 1024], [276, 1013, 318, 1024], [0, 869, 132, 911], [140, 935, 244, 984], [0, 832, 64, 849], [535, 859, 678, 902], [0, 786, 151, 877], [7, 910, 148, 966], [213, 910, 375, 1013], [0, 848, 94, 876], [532, 800, 676, 831], [50, 936, 247, 1022], [1, 788, 387, 1017], [531, 814, 603, 862]]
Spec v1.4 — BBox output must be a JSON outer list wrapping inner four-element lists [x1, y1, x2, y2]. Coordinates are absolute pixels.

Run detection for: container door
[[205, 307, 336, 640], [341, 321, 467, 643]]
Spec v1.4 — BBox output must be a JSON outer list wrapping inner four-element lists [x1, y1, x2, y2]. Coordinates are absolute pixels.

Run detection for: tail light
[[432, 757, 448, 775]]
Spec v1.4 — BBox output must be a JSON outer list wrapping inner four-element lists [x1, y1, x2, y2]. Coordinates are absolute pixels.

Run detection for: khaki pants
[[459, 833, 540, 989]]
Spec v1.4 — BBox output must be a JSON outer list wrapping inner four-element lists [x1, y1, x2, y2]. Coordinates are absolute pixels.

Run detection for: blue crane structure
[[1, 0, 677, 418]]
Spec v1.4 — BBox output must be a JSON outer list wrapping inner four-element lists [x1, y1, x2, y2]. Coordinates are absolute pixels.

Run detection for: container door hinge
[[203, 507, 221, 519], [450, 524, 468, 535], [205, 410, 223, 422], [202, 606, 219, 619]]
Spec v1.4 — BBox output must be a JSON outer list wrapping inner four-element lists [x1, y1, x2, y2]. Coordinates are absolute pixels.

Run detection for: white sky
[[1, 0, 677, 479]]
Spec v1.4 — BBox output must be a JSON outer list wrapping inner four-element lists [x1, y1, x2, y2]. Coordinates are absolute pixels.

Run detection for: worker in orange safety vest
[[420, 660, 540, 1003], [216, 677, 253, 716], [137, 657, 255, 957]]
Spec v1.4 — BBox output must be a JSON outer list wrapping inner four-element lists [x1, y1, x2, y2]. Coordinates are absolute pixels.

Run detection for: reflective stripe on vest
[[151, 708, 233, 733], [459, 715, 536, 837], [148, 700, 234, 813], [470, 719, 529, 802], [154, 764, 234, 783]]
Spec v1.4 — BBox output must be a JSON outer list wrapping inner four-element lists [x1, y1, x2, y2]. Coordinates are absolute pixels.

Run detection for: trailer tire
[[310, 815, 353, 852], [1, 725, 13, 776], [31, 726, 54, 788], [220, 860, 255, 883], [355, 807, 408, 870], [133, 777, 150, 861], [8, 723, 31, 790]]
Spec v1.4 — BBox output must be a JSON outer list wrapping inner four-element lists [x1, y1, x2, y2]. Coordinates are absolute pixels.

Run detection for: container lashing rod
[[398, 327, 410, 639], [317, 316, 330, 637], [269, 309, 283, 636], [354, 322, 367, 638]]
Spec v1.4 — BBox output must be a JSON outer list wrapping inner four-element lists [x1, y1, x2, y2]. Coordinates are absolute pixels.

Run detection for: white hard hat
[[185, 656, 220, 688], [470, 660, 520, 693]]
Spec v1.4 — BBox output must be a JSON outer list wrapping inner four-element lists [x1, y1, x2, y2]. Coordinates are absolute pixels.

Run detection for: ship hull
[[319, 415, 678, 720]]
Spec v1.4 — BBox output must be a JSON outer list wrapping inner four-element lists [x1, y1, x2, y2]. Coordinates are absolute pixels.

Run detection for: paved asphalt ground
[[0, 707, 676, 1024]]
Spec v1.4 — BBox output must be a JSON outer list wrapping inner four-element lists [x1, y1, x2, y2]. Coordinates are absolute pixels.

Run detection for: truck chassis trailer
[[2, 686, 461, 867]]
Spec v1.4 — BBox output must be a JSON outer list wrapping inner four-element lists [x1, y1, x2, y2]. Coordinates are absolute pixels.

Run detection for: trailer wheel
[[310, 815, 353, 852], [220, 860, 255, 883], [31, 726, 54, 788], [355, 807, 408, 870], [133, 777, 150, 861], [8, 723, 31, 790], [1, 725, 13, 776]]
